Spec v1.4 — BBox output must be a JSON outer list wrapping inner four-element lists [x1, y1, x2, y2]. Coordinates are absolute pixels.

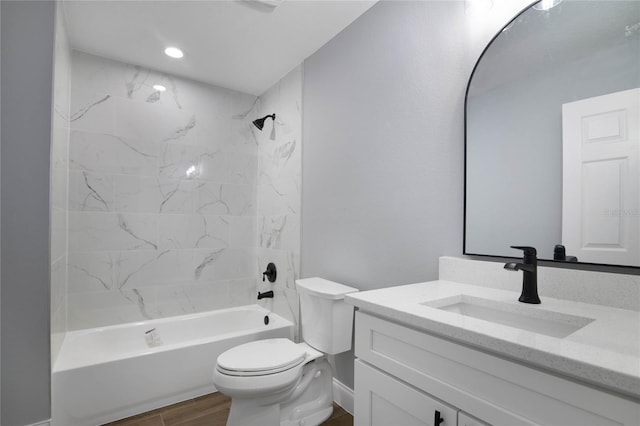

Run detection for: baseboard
[[332, 378, 354, 415], [26, 420, 51, 426]]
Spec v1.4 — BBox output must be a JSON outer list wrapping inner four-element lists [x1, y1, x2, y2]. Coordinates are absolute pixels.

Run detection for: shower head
[[252, 113, 276, 131]]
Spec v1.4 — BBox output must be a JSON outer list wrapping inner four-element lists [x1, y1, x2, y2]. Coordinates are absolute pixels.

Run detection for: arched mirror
[[465, 0, 640, 267]]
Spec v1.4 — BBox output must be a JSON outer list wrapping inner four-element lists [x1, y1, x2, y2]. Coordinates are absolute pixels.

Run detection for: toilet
[[212, 277, 358, 426]]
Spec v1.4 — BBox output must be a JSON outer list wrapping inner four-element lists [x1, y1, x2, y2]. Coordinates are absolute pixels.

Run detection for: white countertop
[[345, 280, 640, 399]]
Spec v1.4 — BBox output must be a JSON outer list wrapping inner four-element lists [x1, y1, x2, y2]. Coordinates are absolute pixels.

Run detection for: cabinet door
[[355, 360, 457, 426], [459, 412, 490, 426]]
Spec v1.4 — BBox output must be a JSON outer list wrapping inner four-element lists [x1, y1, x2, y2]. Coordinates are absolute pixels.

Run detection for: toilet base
[[281, 406, 332, 426], [226, 358, 334, 426], [227, 399, 281, 426]]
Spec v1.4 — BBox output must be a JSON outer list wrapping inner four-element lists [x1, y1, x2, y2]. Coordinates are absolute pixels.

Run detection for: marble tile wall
[[252, 66, 303, 339], [67, 52, 263, 329], [51, 5, 71, 365]]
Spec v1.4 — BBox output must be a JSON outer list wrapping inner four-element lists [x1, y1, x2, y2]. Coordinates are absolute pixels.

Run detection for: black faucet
[[504, 246, 541, 304], [257, 290, 274, 300]]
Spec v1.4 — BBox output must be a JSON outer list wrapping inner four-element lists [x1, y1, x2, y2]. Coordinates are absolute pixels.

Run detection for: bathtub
[[52, 305, 293, 426]]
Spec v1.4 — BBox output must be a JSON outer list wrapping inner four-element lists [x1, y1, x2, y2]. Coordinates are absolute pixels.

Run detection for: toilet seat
[[216, 338, 307, 377]]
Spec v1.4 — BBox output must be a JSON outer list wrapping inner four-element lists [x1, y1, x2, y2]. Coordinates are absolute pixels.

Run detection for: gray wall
[[1, 1, 55, 424], [302, 1, 467, 289], [301, 0, 530, 389]]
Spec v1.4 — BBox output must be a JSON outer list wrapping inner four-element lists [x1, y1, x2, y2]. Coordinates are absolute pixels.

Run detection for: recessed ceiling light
[[153, 84, 167, 92], [164, 46, 184, 59]]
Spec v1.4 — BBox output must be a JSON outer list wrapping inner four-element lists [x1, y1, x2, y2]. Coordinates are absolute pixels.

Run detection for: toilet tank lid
[[295, 277, 358, 300]]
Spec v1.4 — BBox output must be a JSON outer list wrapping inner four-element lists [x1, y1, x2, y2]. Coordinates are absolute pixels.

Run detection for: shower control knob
[[262, 262, 277, 283]]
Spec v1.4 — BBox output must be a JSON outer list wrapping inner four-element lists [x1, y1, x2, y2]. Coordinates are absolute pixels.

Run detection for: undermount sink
[[422, 295, 595, 338]]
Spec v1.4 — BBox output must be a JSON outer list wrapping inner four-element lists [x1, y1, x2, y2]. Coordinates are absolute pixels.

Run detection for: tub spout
[[257, 290, 274, 300]]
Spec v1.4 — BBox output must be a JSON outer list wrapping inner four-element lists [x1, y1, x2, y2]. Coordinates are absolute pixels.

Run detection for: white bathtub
[[52, 305, 293, 426]]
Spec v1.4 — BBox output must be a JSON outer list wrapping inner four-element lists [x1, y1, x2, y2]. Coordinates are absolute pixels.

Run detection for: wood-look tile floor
[[104, 392, 353, 426]]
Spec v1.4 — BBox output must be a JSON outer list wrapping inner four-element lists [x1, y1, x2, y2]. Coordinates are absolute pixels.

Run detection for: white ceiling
[[62, 0, 377, 95]]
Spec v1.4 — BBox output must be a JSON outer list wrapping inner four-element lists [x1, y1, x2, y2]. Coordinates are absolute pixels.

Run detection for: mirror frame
[[462, 1, 640, 274]]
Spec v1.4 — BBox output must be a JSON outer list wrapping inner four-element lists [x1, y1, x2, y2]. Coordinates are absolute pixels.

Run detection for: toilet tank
[[295, 278, 359, 355]]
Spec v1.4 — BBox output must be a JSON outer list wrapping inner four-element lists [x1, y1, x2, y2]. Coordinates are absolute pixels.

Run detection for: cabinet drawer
[[355, 360, 457, 426], [355, 311, 639, 426]]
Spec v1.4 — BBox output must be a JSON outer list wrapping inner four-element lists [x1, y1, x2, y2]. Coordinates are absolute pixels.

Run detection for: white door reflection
[[562, 88, 640, 266]]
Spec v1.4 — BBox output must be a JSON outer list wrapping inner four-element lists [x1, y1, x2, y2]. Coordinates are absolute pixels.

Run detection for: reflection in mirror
[[465, 0, 640, 267]]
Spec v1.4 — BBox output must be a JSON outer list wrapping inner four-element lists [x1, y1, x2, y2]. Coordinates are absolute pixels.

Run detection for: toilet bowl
[[212, 278, 358, 426], [213, 339, 332, 426]]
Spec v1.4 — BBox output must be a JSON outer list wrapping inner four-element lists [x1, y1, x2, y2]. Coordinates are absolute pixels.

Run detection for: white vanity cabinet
[[353, 311, 639, 426]]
